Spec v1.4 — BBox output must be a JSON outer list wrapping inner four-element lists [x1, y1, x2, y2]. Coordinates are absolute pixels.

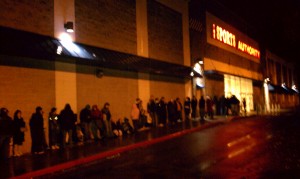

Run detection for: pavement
[[0, 111, 281, 179]]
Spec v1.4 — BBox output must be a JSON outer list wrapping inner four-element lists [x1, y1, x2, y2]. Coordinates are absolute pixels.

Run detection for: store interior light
[[264, 78, 270, 83], [64, 21, 74, 33], [292, 85, 299, 93]]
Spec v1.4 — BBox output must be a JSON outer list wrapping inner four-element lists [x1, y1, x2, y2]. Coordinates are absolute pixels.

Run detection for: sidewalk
[[0, 115, 250, 179]]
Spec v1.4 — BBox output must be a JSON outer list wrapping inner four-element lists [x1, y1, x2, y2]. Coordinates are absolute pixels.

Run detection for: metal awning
[[0, 26, 191, 78]]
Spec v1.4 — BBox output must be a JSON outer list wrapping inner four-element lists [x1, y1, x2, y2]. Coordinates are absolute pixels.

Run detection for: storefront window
[[224, 74, 253, 112]]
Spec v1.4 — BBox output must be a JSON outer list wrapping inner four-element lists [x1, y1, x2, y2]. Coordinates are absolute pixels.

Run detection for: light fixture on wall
[[64, 21, 74, 33], [96, 69, 104, 78]]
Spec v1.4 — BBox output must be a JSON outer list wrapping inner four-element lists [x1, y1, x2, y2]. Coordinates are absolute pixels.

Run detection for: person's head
[[161, 97, 165, 102], [64, 103, 72, 111], [150, 95, 154, 100], [14, 110, 22, 119], [186, 97, 190, 101], [104, 102, 110, 109], [0, 108, 8, 117], [136, 98, 141, 104], [36, 106, 43, 115], [192, 95, 196, 99], [50, 107, 57, 115], [85, 104, 91, 110], [92, 105, 98, 111]]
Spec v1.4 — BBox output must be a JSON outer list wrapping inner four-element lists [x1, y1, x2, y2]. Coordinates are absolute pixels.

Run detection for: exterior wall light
[[64, 21, 74, 33]]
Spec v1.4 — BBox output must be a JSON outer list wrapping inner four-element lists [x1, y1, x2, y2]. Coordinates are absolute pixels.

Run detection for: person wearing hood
[[30, 106, 46, 154], [59, 104, 76, 148]]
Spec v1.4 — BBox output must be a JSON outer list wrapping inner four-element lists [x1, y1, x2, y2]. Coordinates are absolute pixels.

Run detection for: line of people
[[0, 94, 243, 160]]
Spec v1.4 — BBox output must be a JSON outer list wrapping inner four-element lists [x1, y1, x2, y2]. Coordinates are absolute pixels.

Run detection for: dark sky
[[216, 0, 300, 64]]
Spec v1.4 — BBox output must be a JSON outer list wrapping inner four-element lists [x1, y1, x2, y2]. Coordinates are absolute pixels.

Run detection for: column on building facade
[[158, 0, 192, 98], [136, 0, 150, 103], [54, 0, 77, 113]]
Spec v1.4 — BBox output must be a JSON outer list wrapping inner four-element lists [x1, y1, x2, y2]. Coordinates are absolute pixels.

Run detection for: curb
[[12, 121, 223, 179]]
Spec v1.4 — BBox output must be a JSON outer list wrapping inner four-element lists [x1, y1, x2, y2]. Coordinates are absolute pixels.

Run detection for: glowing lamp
[[64, 21, 74, 33]]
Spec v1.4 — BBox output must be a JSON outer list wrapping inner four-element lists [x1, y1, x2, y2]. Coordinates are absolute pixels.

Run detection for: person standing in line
[[91, 105, 103, 140], [131, 98, 141, 132], [101, 103, 113, 138], [242, 98, 247, 115], [219, 95, 226, 116], [13, 110, 26, 156], [191, 96, 198, 120], [30, 106, 46, 154], [147, 95, 157, 127], [199, 96, 206, 122], [175, 98, 183, 122], [158, 97, 167, 127], [167, 99, 177, 125], [80, 105, 93, 141], [184, 97, 191, 121], [0, 108, 14, 160], [48, 107, 60, 150], [206, 96, 214, 119], [59, 104, 76, 148]]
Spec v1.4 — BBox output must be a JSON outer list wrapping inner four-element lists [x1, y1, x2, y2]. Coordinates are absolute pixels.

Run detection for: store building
[[189, 2, 263, 112], [0, 0, 191, 153], [264, 50, 299, 111]]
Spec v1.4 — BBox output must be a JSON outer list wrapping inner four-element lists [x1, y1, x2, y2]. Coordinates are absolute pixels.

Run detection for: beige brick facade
[[0, 0, 54, 36], [148, 0, 184, 64], [75, 0, 137, 55], [0, 58, 55, 154]]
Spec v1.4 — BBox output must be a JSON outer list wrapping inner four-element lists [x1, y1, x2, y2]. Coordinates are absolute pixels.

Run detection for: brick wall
[[76, 66, 138, 121], [75, 0, 137, 55], [0, 0, 54, 36], [0, 61, 55, 154], [148, 0, 183, 64], [149, 74, 185, 100]]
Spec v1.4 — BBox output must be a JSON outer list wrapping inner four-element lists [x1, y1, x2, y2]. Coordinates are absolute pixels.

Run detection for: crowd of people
[[0, 94, 245, 160]]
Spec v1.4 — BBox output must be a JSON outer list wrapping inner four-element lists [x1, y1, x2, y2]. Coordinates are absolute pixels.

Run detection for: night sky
[[216, 0, 300, 81]]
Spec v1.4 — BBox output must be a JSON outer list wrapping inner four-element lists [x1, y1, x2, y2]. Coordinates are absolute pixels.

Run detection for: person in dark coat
[[102, 103, 114, 138], [191, 96, 198, 120], [199, 96, 206, 122], [111, 118, 123, 137], [175, 98, 183, 122], [219, 95, 226, 116], [206, 96, 214, 119], [184, 97, 191, 121], [167, 99, 177, 124], [13, 110, 26, 156], [121, 117, 134, 135], [59, 104, 76, 148], [30, 106, 46, 154], [158, 97, 167, 127], [147, 95, 157, 127], [49, 107, 60, 150], [0, 108, 14, 160], [213, 96, 220, 115], [80, 105, 93, 141]]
